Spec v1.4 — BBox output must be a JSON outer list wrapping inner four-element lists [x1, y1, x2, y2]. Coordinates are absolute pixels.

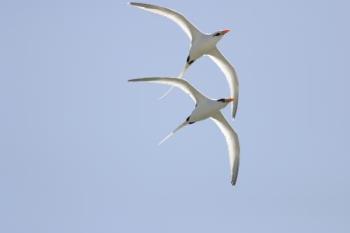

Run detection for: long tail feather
[[158, 86, 175, 100], [158, 121, 188, 145], [178, 63, 189, 79], [158, 64, 189, 100]]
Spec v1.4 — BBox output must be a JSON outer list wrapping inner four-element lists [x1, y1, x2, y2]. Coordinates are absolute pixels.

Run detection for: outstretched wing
[[129, 2, 201, 40], [211, 111, 240, 185], [208, 47, 239, 119], [128, 77, 206, 103]]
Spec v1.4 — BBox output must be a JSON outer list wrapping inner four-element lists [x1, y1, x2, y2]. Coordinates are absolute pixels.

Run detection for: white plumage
[[129, 77, 240, 185], [129, 2, 239, 119]]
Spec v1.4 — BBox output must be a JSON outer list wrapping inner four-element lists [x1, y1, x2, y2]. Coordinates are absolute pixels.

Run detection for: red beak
[[222, 29, 231, 35]]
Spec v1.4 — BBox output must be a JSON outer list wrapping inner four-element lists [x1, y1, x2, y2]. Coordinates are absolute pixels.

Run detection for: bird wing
[[128, 77, 206, 103], [129, 2, 201, 40], [207, 47, 239, 119], [211, 111, 240, 186]]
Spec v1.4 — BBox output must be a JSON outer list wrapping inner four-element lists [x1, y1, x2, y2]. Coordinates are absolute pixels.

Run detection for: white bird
[[129, 77, 240, 186], [129, 2, 239, 119]]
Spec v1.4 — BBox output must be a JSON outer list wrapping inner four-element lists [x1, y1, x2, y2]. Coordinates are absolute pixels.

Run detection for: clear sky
[[1, 0, 350, 232]]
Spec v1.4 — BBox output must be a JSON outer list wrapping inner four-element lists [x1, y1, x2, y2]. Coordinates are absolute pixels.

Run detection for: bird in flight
[[129, 2, 239, 119], [129, 77, 240, 186]]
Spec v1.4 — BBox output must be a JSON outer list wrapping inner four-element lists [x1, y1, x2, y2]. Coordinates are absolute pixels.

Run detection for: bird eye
[[217, 98, 225, 102], [213, 32, 221, 37]]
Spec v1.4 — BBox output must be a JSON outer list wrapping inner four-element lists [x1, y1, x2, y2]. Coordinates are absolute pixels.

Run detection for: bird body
[[129, 2, 239, 118], [189, 99, 228, 123], [187, 33, 221, 64], [129, 77, 240, 185]]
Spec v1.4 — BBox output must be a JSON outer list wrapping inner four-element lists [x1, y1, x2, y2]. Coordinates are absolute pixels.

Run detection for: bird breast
[[190, 100, 223, 122], [190, 35, 218, 59]]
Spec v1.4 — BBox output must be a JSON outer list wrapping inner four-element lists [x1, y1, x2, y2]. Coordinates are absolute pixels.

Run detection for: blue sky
[[1, 0, 350, 232]]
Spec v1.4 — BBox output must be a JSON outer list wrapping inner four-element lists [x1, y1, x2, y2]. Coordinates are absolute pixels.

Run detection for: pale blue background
[[1, 0, 349, 232]]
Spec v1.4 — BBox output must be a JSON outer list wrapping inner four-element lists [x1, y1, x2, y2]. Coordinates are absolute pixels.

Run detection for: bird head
[[212, 29, 230, 38], [216, 97, 234, 106]]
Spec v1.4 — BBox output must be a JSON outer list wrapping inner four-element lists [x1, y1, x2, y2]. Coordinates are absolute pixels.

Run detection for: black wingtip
[[128, 2, 139, 7], [129, 2, 144, 7], [231, 179, 237, 186], [128, 78, 145, 82]]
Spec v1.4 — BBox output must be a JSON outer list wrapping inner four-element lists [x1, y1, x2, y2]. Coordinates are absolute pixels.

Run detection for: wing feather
[[208, 48, 239, 119], [129, 2, 201, 40], [128, 77, 206, 103], [211, 112, 240, 185]]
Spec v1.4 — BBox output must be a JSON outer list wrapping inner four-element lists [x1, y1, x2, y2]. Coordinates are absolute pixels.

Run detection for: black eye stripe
[[217, 98, 225, 102], [213, 32, 221, 37]]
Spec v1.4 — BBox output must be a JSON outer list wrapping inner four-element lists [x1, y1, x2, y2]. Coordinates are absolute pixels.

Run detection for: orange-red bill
[[222, 29, 231, 34]]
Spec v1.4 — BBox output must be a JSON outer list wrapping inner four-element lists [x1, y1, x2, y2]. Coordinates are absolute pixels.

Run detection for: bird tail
[[158, 120, 188, 145], [158, 63, 189, 100], [178, 63, 189, 79]]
